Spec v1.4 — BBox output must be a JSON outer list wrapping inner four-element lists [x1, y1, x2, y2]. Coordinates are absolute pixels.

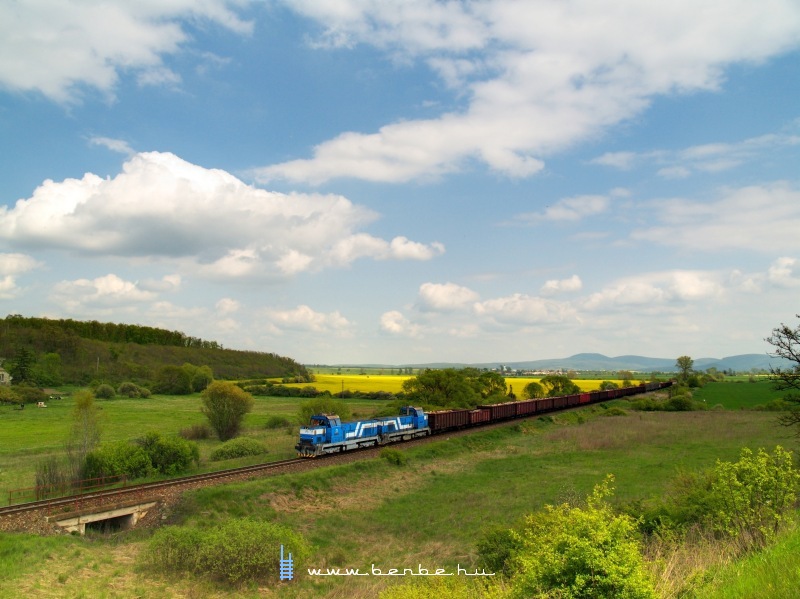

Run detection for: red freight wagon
[[427, 409, 470, 432], [469, 408, 491, 425], [515, 399, 538, 416], [579, 393, 591, 404], [478, 402, 517, 420]]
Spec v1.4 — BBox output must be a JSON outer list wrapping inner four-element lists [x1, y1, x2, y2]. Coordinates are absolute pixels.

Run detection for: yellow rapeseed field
[[280, 374, 627, 395]]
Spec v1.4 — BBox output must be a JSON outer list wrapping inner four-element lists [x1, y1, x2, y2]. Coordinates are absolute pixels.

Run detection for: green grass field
[[0, 393, 386, 504], [691, 380, 785, 409], [0, 380, 788, 504], [0, 401, 794, 598]]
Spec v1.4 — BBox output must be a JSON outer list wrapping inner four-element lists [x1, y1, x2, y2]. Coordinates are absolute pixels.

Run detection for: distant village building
[[0, 366, 11, 386]]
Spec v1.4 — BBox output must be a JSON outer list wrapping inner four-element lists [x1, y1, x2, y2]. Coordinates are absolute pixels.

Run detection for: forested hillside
[[0, 315, 308, 387]]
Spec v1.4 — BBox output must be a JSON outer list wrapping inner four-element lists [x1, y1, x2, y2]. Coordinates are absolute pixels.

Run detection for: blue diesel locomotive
[[295, 405, 430, 457]]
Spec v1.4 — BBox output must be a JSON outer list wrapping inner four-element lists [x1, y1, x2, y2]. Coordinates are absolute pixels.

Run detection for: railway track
[[0, 457, 310, 517]]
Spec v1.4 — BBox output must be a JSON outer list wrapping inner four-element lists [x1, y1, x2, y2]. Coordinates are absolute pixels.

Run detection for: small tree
[[539, 374, 580, 397], [766, 315, 800, 434], [201, 382, 254, 441], [522, 381, 545, 399], [65, 390, 102, 480], [8, 346, 35, 384], [675, 356, 694, 383], [153, 365, 193, 395]]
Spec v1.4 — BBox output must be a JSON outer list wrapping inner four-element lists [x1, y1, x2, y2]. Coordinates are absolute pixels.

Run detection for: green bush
[[12, 384, 46, 405], [630, 397, 659, 411], [664, 395, 702, 411], [265, 415, 292, 429], [633, 446, 800, 547], [380, 447, 408, 466], [83, 441, 153, 480], [137, 431, 199, 475], [507, 475, 656, 598], [94, 383, 116, 399], [153, 365, 193, 395], [600, 406, 628, 417], [477, 525, 522, 577], [140, 518, 311, 585], [709, 446, 800, 546], [179, 422, 213, 440], [117, 381, 150, 398], [210, 437, 267, 461]]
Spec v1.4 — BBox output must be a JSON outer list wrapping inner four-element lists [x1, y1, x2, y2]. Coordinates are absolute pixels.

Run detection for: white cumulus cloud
[[257, 0, 800, 184], [541, 275, 582, 296], [633, 182, 800, 253], [0, 0, 253, 103], [0, 152, 443, 280], [418, 282, 479, 312], [264, 305, 351, 334], [50, 273, 158, 313]]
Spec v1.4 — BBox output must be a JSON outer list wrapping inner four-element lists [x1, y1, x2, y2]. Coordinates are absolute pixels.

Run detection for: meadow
[[0, 403, 795, 598], [0, 379, 782, 504], [0, 393, 385, 504], [691, 380, 785, 409]]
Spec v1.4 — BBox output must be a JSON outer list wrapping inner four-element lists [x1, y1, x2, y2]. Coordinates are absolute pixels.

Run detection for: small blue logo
[[280, 544, 294, 581]]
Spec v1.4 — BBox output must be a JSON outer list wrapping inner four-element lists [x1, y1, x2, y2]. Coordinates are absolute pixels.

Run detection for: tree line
[[0, 315, 310, 388], [2, 314, 221, 348]]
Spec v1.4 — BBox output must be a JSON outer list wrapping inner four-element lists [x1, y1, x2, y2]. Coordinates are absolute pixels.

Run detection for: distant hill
[[0, 314, 308, 386], [489, 353, 790, 373], [326, 353, 791, 373]]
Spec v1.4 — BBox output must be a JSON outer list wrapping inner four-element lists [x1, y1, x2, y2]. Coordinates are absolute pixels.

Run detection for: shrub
[[630, 397, 660, 411], [140, 518, 311, 585], [599, 380, 620, 391], [94, 383, 116, 399], [34, 455, 71, 499], [210, 437, 267, 461], [179, 422, 213, 440], [477, 525, 523, 577], [664, 395, 700, 411], [117, 382, 150, 398], [380, 447, 408, 466], [201, 381, 254, 441], [709, 446, 800, 546], [265, 415, 292, 429], [507, 475, 656, 598], [137, 431, 199, 475], [153, 365, 193, 395], [601, 406, 628, 417], [13, 384, 46, 405], [83, 441, 153, 480]]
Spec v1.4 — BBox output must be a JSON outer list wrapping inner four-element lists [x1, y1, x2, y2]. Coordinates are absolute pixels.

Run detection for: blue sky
[[1, 1, 799, 366]]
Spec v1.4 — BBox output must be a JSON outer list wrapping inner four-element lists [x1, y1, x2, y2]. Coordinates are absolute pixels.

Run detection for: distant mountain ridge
[[328, 353, 791, 373]]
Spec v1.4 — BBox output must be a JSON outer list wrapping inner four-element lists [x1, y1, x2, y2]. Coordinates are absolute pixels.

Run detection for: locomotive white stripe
[[344, 418, 414, 439]]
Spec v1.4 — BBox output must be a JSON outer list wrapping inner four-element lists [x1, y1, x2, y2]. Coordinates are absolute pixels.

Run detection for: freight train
[[295, 381, 672, 457]]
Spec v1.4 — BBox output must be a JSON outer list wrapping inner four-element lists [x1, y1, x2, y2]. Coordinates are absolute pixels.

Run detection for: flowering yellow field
[[281, 374, 624, 395]]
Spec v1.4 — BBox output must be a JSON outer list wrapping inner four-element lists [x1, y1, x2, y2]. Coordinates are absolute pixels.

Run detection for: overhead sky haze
[[1, 1, 799, 365]]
